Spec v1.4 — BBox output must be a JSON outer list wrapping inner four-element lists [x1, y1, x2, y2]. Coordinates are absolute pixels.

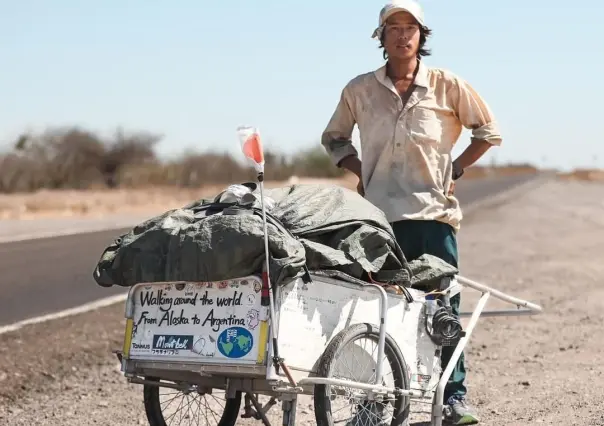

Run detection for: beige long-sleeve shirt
[[321, 61, 502, 231]]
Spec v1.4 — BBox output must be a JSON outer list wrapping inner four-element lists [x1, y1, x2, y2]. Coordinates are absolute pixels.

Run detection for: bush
[[0, 126, 344, 193]]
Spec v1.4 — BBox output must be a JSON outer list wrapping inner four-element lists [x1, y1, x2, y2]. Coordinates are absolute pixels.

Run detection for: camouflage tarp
[[408, 254, 458, 288], [93, 183, 413, 288]]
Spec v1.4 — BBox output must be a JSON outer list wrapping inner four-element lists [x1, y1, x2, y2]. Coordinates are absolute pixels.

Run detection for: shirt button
[[396, 143, 401, 147]]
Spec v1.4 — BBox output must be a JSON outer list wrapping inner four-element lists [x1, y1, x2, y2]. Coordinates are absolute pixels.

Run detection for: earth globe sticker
[[217, 327, 254, 359]]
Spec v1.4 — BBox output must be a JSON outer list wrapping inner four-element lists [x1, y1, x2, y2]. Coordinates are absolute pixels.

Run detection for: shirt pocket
[[407, 106, 442, 168], [409, 106, 443, 143]]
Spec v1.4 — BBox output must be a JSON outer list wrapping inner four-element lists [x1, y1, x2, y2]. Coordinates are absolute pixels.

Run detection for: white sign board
[[128, 277, 267, 365]]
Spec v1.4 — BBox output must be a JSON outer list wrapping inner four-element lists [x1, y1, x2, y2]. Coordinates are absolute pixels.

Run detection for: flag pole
[[256, 172, 278, 357], [257, 170, 297, 386], [237, 125, 296, 386]]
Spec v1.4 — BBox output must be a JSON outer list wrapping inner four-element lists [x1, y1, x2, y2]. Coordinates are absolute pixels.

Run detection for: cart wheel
[[313, 323, 410, 426], [143, 377, 242, 426]]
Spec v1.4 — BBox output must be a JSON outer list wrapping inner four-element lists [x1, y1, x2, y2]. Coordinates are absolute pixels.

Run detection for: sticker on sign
[[217, 326, 254, 359], [127, 277, 267, 365]]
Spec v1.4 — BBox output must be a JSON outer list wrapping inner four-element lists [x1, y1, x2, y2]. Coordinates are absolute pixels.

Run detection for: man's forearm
[[339, 155, 362, 179], [454, 139, 492, 170]]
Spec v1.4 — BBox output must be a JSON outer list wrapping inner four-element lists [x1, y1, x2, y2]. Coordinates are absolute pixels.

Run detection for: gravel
[[1, 179, 603, 426]]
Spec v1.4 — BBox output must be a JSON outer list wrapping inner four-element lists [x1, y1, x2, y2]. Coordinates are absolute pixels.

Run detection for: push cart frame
[[116, 166, 543, 426], [117, 272, 543, 426]]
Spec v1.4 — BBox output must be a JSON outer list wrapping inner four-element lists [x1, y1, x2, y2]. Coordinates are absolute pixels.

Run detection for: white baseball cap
[[371, 0, 425, 39]]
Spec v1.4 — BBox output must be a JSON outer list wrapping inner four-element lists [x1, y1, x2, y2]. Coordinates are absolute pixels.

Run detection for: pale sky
[[2, 0, 602, 171]]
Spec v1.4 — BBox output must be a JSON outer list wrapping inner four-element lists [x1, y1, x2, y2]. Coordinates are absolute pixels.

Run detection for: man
[[321, 0, 502, 424]]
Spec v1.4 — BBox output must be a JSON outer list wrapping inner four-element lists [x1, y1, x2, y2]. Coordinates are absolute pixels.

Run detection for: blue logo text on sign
[[217, 327, 254, 359]]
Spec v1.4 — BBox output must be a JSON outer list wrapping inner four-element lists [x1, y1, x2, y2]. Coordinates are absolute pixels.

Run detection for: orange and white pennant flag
[[236, 126, 265, 174]]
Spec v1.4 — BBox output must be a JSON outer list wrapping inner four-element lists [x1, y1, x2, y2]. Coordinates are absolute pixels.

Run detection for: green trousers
[[391, 219, 466, 401]]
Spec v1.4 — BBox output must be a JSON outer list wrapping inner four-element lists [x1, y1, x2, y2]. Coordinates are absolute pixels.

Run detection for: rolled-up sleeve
[[453, 77, 502, 146], [321, 86, 359, 166]]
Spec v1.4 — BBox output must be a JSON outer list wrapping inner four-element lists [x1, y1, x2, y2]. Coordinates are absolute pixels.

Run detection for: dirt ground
[[1, 179, 603, 426]]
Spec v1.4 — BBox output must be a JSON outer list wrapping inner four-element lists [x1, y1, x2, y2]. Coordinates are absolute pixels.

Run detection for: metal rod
[[279, 362, 298, 387], [458, 309, 537, 318], [283, 396, 297, 426], [246, 393, 274, 426], [265, 334, 279, 382], [456, 275, 543, 314], [365, 283, 388, 386], [259, 178, 278, 336], [431, 292, 490, 426], [297, 377, 423, 398], [129, 376, 190, 391], [258, 176, 282, 384]]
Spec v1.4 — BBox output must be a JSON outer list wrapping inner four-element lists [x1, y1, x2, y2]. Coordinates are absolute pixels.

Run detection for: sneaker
[[443, 395, 480, 425]]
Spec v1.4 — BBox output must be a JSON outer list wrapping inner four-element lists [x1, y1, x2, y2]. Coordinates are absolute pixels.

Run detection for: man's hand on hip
[[447, 181, 456, 196], [357, 180, 365, 197], [339, 155, 364, 196]]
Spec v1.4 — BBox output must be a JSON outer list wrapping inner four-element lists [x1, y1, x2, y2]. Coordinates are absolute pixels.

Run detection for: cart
[[111, 146, 543, 425], [115, 267, 543, 426]]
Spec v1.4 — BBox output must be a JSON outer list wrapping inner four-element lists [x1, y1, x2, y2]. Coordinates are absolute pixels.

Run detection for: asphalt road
[[0, 174, 542, 326]]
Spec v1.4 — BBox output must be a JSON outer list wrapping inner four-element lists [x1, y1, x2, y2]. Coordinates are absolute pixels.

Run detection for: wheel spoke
[[148, 384, 240, 426], [163, 393, 185, 426], [314, 327, 409, 426]]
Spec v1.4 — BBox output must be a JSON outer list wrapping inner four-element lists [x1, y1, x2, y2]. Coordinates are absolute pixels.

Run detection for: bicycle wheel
[[313, 323, 410, 426], [143, 377, 242, 426]]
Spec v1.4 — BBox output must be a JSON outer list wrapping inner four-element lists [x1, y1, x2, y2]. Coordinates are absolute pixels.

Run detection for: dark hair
[[379, 25, 432, 60]]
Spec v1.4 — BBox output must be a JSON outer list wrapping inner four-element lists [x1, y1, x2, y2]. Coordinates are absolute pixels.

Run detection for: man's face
[[382, 11, 421, 61]]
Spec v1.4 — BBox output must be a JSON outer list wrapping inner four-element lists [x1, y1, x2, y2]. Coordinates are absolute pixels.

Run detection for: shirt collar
[[374, 60, 430, 89]]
